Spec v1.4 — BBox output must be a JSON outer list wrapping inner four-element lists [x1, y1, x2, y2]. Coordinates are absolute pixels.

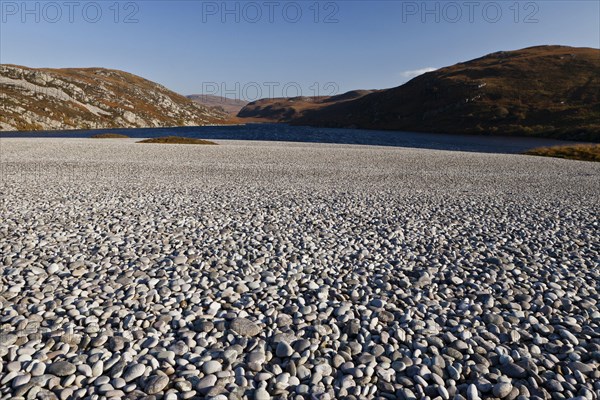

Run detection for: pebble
[[230, 318, 261, 337], [0, 140, 598, 400], [122, 364, 146, 382], [254, 387, 270, 400], [47, 361, 76, 377], [276, 342, 294, 358], [143, 374, 169, 394], [203, 361, 222, 374], [493, 382, 513, 398]]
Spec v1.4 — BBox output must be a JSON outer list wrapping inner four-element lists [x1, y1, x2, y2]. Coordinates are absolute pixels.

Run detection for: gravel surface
[[1, 138, 599, 400]]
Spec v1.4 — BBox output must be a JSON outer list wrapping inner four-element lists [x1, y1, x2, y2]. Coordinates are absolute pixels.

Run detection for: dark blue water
[[0, 123, 573, 154]]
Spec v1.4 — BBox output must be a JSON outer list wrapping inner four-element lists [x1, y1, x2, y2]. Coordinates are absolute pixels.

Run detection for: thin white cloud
[[400, 67, 438, 79]]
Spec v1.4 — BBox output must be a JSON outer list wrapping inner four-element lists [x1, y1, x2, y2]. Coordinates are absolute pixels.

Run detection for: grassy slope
[[238, 46, 600, 141], [137, 136, 217, 145], [525, 144, 600, 162]]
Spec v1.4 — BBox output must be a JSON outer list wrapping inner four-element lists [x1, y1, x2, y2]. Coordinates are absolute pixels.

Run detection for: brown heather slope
[[237, 90, 378, 122], [238, 46, 600, 141], [0, 65, 229, 131], [187, 94, 248, 116]]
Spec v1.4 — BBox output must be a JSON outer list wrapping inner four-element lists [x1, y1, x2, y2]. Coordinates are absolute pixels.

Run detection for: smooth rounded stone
[[467, 383, 480, 400], [92, 360, 104, 377], [445, 348, 464, 360], [254, 387, 271, 400], [106, 389, 126, 398], [109, 336, 127, 352], [173, 255, 188, 265], [47, 361, 76, 377], [0, 334, 18, 346], [193, 320, 214, 333], [71, 268, 86, 277], [143, 374, 169, 394], [276, 341, 294, 358], [437, 385, 450, 400], [142, 337, 160, 349], [202, 360, 222, 374], [95, 376, 111, 386], [493, 382, 513, 398], [559, 329, 579, 345], [78, 364, 93, 377], [1, 371, 18, 386], [255, 372, 272, 383], [294, 339, 311, 353], [12, 374, 31, 388], [60, 388, 74, 399], [569, 361, 594, 375], [483, 313, 504, 326], [276, 314, 293, 327], [500, 363, 527, 379], [296, 365, 311, 380], [247, 351, 266, 371], [345, 319, 361, 335], [447, 365, 460, 380], [98, 383, 115, 394], [376, 368, 394, 382], [378, 311, 395, 323], [314, 363, 333, 377], [230, 318, 261, 337], [223, 349, 239, 364], [31, 363, 46, 376], [122, 364, 146, 382], [175, 380, 193, 391], [197, 374, 217, 394], [112, 377, 127, 389], [545, 379, 563, 392], [47, 264, 60, 274], [90, 334, 109, 347], [7, 361, 22, 372], [157, 351, 176, 364]]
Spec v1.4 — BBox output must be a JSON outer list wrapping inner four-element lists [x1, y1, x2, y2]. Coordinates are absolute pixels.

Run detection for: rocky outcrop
[[0, 65, 228, 131]]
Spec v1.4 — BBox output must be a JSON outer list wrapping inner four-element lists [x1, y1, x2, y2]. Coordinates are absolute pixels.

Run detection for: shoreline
[[0, 124, 586, 156]]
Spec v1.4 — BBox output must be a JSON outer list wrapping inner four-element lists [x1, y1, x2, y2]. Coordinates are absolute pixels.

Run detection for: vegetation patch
[[91, 133, 130, 139], [525, 144, 600, 162], [137, 136, 218, 145]]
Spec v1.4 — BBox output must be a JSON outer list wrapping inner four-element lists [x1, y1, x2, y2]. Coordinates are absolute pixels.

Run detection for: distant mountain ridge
[[237, 90, 378, 122], [0, 65, 228, 131], [238, 46, 600, 141], [187, 94, 248, 116]]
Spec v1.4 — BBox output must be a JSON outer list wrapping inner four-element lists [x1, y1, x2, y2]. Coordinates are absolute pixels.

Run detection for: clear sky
[[1, 1, 598, 100]]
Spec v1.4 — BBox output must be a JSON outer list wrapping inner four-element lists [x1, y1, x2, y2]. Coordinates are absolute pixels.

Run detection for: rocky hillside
[[0, 65, 228, 131], [187, 94, 247, 116], [237, 90, 378, 122], [239, 46, 600, 141]]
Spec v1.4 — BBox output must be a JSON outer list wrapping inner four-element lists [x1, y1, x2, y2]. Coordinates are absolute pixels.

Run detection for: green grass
[[137, 136, 218, 145], [525, 144, 600, 162], [91, 133, 130, 139]]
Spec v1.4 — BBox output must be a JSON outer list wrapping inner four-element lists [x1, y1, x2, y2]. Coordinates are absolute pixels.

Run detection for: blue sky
[[1, 1, 598, 100]]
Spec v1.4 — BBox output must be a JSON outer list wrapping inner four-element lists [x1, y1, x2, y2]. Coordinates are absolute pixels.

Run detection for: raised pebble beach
[[0, 138, 599, 400]]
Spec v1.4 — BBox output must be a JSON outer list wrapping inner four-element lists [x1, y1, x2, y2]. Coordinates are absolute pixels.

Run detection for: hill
[[237, 90, 378, 122], [238, 46, 600, 141], [187, 94, 248, 116], [0, 65, 229, 131]]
